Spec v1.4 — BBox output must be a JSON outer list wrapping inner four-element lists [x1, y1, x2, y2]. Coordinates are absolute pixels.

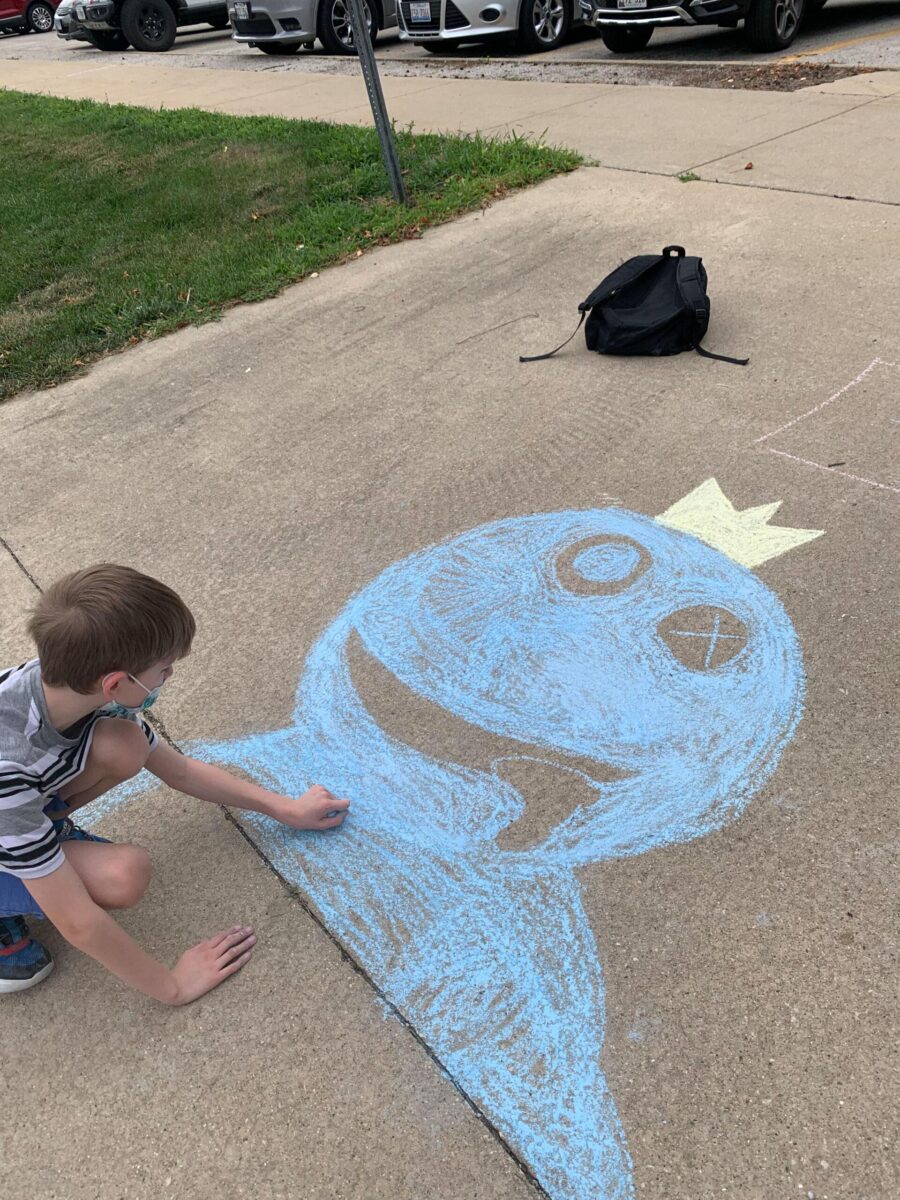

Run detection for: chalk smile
[[347, 631, 632, 850]]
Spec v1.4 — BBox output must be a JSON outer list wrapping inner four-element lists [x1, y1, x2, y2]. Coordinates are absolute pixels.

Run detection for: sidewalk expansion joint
[[0, 535, 42, 593], [220, 801, 553, 1199], [582, 160, 900, 208], [682, 93, 882, 172]]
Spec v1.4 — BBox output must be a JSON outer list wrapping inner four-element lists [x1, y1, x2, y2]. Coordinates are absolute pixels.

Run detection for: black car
[[71, 0, 229, 50], [581, 0, 821, 52]]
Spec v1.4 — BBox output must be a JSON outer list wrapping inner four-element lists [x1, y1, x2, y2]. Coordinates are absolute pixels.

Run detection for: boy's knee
[[92, 718, 150, 782], [105, 845, 152, 909]]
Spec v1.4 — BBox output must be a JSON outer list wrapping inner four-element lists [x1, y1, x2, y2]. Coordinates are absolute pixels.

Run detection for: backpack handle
[[662, 245, 686, 258]]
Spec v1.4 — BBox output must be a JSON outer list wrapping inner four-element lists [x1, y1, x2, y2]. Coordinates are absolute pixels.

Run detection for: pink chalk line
[[754, 357, 899, 445], [766, 449, 900, 496]]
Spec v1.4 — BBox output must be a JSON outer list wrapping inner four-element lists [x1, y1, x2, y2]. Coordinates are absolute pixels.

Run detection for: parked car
[[54, 0, 105, 40], [580, 0, 821, 52], [228, 0, 396, 55], [0, 0, 58, 34], [70, 0, 229, 50], [397, 0, 583, 53]]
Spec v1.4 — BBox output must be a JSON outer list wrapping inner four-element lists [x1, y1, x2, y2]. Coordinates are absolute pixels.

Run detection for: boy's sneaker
[[51, 816, 111, 844], [44, 794, 110, 845], [0, 916, 54, 994]]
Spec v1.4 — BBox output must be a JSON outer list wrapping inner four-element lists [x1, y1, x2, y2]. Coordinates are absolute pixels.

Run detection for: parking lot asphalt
[[2, 0, 899, 70]]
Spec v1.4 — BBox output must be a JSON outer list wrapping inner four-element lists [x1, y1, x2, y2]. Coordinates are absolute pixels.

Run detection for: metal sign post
[[346, 0, 409, 206]]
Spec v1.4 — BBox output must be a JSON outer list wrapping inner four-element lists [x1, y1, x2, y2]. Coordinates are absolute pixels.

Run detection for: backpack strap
[[676, 257, 749, 366], [693, 343, 752, 366], [519, 255, 661, 363], [519, 311, 586, 363]]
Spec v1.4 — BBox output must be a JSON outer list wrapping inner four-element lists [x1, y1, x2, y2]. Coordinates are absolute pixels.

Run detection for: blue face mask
[[105, 673, 164, 719]]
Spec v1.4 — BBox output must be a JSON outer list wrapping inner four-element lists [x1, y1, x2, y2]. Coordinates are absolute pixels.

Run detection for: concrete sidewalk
[[2, 54, 900, 201], [1, 50, 899, 1200], [2, 155, 899, 1198]]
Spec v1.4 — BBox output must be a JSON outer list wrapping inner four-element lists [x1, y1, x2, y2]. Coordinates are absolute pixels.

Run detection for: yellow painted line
[[781, 23, 900, 61]]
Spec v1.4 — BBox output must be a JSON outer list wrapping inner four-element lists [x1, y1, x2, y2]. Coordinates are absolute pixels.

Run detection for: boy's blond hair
[[28, 564, 195, 693]]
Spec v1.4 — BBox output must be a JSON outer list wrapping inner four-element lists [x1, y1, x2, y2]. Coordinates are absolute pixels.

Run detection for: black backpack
[[521, 246, 748, 366]]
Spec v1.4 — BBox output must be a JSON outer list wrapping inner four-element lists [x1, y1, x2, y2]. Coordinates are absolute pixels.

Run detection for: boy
[[0, 564, 349, 1003]]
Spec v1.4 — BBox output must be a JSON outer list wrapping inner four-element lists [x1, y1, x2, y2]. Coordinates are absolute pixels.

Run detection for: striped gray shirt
[[0, 659, 158, 879]]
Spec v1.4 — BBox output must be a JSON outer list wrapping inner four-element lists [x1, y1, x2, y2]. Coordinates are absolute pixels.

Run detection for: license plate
[[76, 3, 85, 15], [234, 2, 249, 17], [617, 0, 647, 7], [409, 2, 431, 20]]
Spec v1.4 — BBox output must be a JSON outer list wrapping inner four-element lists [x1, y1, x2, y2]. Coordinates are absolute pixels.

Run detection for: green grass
[[0, 90, 580, 399], [677, 171, 701, 183]]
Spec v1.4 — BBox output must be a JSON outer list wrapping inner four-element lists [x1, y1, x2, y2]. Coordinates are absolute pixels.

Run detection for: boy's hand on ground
[[278, 784, 350, 831], [169, 925, 256, 1005]]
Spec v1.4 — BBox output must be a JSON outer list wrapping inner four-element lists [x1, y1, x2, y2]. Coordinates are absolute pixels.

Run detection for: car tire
[[317, 0, 378, 54], [25, 1, 55, 31], [207, 11, 230, 25], [85, 28, 130, 47], [417, 39, 461, 50], [121, 0, 177, 49], [256, 38, 303, 51], [517, 0, 569, 51], [600, 23, 653, 51], [744, 0, 804, 50]]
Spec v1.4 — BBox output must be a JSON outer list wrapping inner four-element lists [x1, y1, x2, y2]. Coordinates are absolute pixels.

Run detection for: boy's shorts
[[0, 795, 111, 920]]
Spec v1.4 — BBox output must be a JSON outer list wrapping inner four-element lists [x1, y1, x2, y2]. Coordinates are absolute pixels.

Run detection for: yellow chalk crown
[[658, 478, 823, 568]]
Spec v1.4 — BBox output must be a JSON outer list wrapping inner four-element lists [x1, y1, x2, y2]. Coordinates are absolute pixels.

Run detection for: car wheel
[[744, 0, 804, 50], [121, 0, 177, 49], [256, 38, 303, 51], [85, 28, 130, 47], [517, 0, 569, 51], [600, 23, 652, 51], [317, 0, 378, 54], [26, 1, 55, 31], [417, 39, 461, 50], [207, 11, 230, 25]]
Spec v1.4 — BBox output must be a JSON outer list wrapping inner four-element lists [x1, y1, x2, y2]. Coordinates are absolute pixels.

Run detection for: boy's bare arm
[[26, 861, 255, 1005], [146, 740, 350, 830]]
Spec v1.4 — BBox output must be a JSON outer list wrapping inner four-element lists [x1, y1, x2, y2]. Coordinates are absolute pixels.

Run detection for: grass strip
[[0, 90, 579, 399]]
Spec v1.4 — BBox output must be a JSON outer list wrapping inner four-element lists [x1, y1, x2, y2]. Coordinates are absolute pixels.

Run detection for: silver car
[[397, 0, 579, 51], [53, 0, 98, 40], [229, 0, 396, 54]]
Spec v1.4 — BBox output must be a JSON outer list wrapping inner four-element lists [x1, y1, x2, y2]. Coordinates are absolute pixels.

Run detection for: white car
[[398, 0, 581, 51], [229, 0, 397, 54]]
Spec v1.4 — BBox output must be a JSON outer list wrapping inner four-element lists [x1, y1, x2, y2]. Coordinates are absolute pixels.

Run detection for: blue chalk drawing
[[178, 485, 821, 1198], [177, 483, 819, 1199]]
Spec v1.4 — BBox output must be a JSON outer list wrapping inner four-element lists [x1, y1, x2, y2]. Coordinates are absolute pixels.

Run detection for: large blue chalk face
[[172, 498, 811, 1200], [342, 508, 804, 863]]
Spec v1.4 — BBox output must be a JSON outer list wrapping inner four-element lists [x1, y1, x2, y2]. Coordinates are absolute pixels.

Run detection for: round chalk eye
[[571, 543, 641, 583], [555, 535, 649, 596], [658, 606, 748, 671]]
